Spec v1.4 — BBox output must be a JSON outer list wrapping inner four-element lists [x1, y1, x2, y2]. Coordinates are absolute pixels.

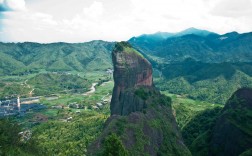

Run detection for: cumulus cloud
[[0, 0, 26, 11], [1, 0, 252, 43], [1, 11, 60, 42], [211, 0, 252, 18], [83, 1, 104, 19]]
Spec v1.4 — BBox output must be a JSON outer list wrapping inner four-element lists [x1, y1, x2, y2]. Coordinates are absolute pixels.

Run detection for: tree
[[103, 133, 128, 156]]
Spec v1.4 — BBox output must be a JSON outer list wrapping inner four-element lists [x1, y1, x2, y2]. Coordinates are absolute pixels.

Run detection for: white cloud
[[0, 0, 26, 11], [211, 0, 252, 17], [1, 0, 252, 43], [83, 1, 103, 19], [1, 10, 59, 42]]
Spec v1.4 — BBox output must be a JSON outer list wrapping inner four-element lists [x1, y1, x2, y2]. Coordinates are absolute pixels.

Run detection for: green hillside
[[178, 88, 252, 156], [0, 41, 114, 75], [0, 40, 114, 98], [27, 73, 91, 96], [0, 51, 26, 75], [168, 87, 252, 156], [209, 88, 252, 156], [154, 59, 252, 104]]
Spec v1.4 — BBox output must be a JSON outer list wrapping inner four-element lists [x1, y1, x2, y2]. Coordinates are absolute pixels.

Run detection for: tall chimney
[[17, 96, 21, 111]]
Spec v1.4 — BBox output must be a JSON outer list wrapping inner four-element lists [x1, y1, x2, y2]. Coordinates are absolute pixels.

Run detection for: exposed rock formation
[[88, 42, 191, 156], [209, 88, 252, 156], [111, 42, 153, 115]]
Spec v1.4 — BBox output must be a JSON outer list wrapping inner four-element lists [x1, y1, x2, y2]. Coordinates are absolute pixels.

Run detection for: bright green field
[[162, 91, 223, 130]]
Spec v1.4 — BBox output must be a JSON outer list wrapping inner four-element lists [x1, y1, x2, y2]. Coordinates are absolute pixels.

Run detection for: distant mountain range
[[1, 28, 252, 76], [1, 28, 252, 104], [129, 28, 252, 63], [129, 27, 215, 43], [128, 28, 252, 104]]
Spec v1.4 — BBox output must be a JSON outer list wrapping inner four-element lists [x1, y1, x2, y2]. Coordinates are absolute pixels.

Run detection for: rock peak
[[110, 42, 153, 115], [112, 41, 153, 88], [88, 42, 191, 156]]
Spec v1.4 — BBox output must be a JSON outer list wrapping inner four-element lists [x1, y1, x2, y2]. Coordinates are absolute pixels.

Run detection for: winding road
[[83, 83, 98, 96]]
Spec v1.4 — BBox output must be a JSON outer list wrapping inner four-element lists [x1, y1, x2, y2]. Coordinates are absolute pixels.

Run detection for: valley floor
[[0, 71, 225, 155]]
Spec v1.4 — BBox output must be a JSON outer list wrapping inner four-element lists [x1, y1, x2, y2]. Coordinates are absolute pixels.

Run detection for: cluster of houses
[[106, 69, 113, 75], [92, 98, 110, 109], [19, 130, 32, 142], [0, 99, 19, 116], [51, 101, 110, 111], [51, 103, 86, 110], [68, 102, 85, 109], [51, 97, 111, 111], [59, 116, 73, 122], [0, 97, 46, 117]]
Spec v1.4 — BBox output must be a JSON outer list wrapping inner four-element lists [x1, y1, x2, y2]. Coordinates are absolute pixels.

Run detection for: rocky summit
[[111, 42, 153, 115], [88, 42, 191, 156]]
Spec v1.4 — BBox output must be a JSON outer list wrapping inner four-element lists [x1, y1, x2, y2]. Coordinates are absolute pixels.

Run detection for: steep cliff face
[[88, 42, 191, 156], [111, 42, 153, 115], [209, 88, 252, 156]]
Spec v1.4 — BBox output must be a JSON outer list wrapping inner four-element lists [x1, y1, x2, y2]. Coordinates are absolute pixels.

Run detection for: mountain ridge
[[0, 41, 115, 75], [128, 28, 252, 63]]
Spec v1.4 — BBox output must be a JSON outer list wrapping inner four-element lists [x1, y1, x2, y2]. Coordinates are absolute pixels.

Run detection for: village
[[0, 81, 112, 120], [0, 94, 111, 117], [0, 97, 46, 117]]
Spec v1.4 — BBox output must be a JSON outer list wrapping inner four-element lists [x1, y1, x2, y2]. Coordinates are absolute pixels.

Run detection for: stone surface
[[110, 42, 153, 115]]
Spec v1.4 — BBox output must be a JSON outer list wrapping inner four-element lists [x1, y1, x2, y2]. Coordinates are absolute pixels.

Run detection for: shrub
[[103, 133, 128, 156]]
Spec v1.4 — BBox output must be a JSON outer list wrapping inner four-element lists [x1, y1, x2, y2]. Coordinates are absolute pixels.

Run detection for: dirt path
[[83, 83, 98, 96], [25, 79, 34, 96], [100, 80, 112, 86], [29, 89, 35, 96]]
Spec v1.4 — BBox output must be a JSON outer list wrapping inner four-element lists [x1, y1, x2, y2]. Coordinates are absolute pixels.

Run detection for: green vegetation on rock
[[103, 133, 128, 156]]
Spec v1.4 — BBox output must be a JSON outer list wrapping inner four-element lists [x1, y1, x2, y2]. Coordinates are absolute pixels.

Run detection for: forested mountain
[[1, 28, 252, 103], [181, 88, 252, 156], [129, 28, 252, 63], [209, 88, 252, 156], [154, 59, 252, 104], [129, 28, 252, 104], [0, 41, 114, 76]]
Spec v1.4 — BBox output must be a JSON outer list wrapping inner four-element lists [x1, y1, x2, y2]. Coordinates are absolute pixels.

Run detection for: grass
[[42, 109, 59, 117], [41, 94, 85, 106], [161, 91, 223, 130]]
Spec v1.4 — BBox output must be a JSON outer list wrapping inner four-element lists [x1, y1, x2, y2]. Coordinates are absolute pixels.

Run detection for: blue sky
[[0, 0, 252, 43]]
